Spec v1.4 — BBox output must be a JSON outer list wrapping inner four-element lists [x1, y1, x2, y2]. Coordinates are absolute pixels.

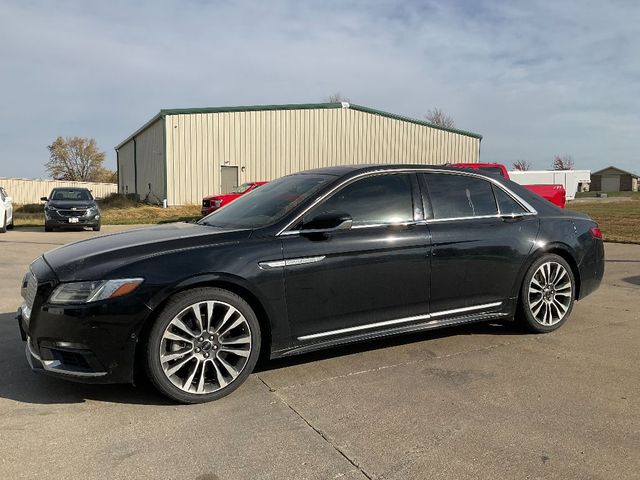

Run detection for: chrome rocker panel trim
[[297, 302, 503, 340]]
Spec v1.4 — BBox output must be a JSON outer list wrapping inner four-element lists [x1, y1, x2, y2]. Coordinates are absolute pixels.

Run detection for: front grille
[[57, 209, 88, 218], [24, 272, 38, 309]]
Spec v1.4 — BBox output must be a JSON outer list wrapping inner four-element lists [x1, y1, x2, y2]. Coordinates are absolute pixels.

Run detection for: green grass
[[575, 191, 640, 199], [567, 200, 640, 243], [13, 194, 201, 227]]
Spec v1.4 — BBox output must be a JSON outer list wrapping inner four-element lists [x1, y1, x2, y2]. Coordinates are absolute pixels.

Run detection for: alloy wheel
[[159, 300, 252, 394], [527, 261, 572, 326]]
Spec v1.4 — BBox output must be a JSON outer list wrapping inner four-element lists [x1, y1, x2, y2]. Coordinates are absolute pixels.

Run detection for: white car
[[0, 186, 14, 233]]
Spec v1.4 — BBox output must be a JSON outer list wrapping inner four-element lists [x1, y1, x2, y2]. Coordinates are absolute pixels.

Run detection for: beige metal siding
[[118, 140, 135, 195], [164, 107, 480, 205], [0, 178, 117, 205], [134, 119, 165, 202]]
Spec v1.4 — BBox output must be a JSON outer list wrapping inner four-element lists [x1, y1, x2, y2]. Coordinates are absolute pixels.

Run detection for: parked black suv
[[42, 188, 101, 231]]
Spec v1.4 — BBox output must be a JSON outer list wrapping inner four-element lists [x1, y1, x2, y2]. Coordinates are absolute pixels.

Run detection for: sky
[[0, 0, 638, 178]]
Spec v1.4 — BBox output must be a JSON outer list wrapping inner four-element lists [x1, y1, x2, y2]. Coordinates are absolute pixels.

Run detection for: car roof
[[298, 164, 494, 177]]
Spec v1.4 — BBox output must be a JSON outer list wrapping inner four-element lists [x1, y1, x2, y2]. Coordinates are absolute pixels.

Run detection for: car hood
[[47, 200, 97, 209], [43, 222, 252, 281]]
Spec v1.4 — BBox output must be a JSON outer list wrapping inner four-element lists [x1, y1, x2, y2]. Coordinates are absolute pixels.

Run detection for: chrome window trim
[[297, 301, 503, 340], [276, 168, 537, 236]]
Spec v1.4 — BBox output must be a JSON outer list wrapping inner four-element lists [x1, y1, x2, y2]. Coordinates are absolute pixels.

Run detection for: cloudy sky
[[1, 0, 638, 178]]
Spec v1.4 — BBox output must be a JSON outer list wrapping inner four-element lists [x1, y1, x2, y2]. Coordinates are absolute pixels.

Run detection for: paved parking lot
[[1, 226, 638, 479]]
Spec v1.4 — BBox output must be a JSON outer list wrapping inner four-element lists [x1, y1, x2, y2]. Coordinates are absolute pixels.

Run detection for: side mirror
[[300, 212, 353, 234], [40, 197, 48, 202]]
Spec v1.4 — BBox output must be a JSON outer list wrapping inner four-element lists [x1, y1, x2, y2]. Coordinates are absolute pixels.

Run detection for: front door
[[221, 166, 239, 194], [419, 172, 539, 314], [281, 172, 431, 342]]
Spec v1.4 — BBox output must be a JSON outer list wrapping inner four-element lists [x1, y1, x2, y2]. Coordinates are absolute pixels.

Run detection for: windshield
[[50, 189, 94, 201], [232, 183, 255, 194], [198, 174, 334, 229]]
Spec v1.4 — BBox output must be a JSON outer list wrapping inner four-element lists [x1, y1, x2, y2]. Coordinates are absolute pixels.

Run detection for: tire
[[145, 287, 261, 404], [518, 254, 576, 333], [0, 213, 6, 233], [6, 218, 13, 230], [93, 224, 101, 232], [45, 225, 53, 232]]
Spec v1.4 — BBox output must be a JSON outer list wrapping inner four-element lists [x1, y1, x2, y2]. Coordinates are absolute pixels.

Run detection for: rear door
[[281, 172, 432, 342], [420, 172, 539, 315]]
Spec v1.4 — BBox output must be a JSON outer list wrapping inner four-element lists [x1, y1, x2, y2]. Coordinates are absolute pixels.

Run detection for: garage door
[[601, 175, 620, 192]]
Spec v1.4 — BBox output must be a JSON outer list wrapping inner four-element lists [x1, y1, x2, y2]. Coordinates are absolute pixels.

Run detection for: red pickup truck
[[201, 181, 267, 216], [451, 163, 566, 208]]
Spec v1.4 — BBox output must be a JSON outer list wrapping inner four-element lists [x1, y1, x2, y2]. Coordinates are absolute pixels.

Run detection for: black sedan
[[17, 165, 604, 403], [42, 187, 101, 231]]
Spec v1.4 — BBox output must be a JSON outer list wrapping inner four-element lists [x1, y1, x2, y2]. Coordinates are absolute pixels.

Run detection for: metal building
[[591, 166, 639, 192], [115, 103, 482, 205]]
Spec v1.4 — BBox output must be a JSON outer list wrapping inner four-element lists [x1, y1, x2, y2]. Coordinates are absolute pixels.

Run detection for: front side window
[[423, 173, 498, 219], [306, 173, 414, 226], [0, 188, 5, 202]]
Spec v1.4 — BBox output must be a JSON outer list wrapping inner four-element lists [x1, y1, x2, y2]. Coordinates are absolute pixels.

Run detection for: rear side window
[[423, 173, 498, 219], [493, 185, 527, 214], [308, 173, 414, 225]]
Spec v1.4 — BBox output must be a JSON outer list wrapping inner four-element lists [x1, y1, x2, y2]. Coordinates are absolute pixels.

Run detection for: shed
[[591, 166, 639, 192]]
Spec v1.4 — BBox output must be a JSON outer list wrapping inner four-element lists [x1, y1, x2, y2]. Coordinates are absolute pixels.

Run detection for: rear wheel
[[0, 213, 6, 233], [145, 287, 261, 404], [519, 254, 575, 333]]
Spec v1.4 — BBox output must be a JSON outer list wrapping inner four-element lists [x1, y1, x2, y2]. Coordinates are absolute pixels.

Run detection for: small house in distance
[[591, 166, 639, 192]]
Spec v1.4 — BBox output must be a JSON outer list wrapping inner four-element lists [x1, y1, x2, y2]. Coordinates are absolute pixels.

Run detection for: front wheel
[[145, 287, 261, 404], [93, 224, 101, 231], [518, 254, 576, 333]]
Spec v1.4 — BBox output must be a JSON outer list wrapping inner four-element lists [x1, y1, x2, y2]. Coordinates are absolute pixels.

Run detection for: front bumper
[[45, 210, 100, 227], [17, 292, 152, 384]]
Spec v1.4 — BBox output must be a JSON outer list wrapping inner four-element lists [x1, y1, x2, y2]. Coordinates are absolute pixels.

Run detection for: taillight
[[590, 226, 603, 239]]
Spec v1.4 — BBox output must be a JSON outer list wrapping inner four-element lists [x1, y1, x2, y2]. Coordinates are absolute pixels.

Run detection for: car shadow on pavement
[[255, 319, 524, 373], [622, 275, 640, 286], [0, 312, 171, 406]]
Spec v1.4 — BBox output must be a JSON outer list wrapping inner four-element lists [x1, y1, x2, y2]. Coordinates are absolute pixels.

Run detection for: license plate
[[68, 217, 79, 223]]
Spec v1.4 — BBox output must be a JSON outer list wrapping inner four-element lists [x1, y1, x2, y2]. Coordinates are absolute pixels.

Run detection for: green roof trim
[[115, 102, 482, 149]]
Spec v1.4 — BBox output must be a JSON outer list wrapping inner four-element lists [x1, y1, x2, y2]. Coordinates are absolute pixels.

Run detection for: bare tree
[[425, 108, 455, 128], [46, 136, 115, 181], [552, 154, 575, 170], [326, 93, 350, 103], [512, 160, 531, 171]]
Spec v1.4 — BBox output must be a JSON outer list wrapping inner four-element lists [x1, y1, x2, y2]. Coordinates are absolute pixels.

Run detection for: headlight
[[213, 199, 223, 207], [46, 205, 57, 211], [49, 278, 144, 304]]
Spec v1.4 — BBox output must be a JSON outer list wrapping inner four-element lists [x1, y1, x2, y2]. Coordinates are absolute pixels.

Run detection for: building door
[[221, 166, 239, 194], [601, 175, 620, 192]]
